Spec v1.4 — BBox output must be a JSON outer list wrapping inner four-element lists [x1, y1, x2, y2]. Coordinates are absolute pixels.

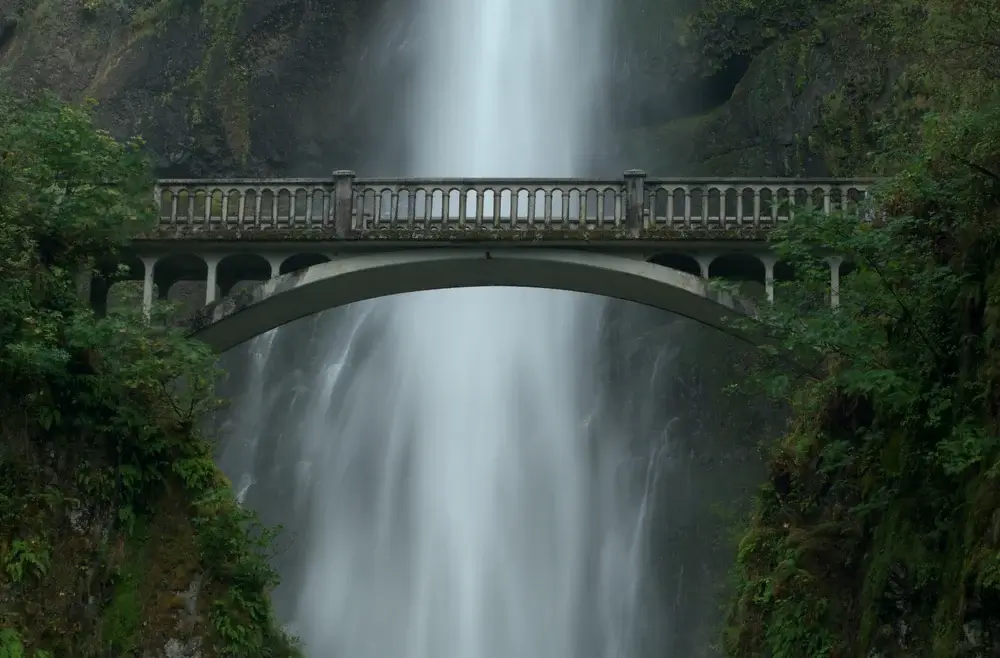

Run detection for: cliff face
[[0, 0, 376, 176], [0, 0, 910, 178], [626, 0, 997, 177]]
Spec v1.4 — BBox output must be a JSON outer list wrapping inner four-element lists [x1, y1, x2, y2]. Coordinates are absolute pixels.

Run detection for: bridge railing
[[353, 178, 625, 229], [150, 171, 877, 239]]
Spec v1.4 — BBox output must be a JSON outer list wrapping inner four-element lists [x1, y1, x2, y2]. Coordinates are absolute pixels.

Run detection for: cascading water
[[215, 0, 674, 655]]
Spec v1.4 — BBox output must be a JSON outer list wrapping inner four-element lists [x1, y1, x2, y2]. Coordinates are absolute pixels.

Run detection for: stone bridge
[[92, 171, 874, 351]]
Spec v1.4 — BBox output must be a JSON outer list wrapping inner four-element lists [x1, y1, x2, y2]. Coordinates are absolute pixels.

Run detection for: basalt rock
[[0, 0, 896, 178]]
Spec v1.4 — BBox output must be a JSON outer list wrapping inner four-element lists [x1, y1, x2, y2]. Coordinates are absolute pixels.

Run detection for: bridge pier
[[695, 255, 714, 279], [204, 255, 220, 305], [828, 256, 843, 307], [141, 257, 156, 317], [761, 255, 777, 303]]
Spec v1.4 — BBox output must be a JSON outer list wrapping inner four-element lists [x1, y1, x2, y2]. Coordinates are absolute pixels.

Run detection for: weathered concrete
[[111, 172, 857, 350], [186, 249, 760, 352], [151, 173, 876, 240]]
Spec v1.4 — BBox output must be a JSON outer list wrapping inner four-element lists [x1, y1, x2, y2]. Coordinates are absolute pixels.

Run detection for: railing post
[[332, 170, 356, 238], [152, 183, 161, 220], [624, 169, 646, 237]]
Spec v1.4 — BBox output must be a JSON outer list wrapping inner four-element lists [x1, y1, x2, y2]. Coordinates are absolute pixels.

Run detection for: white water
[[217, 0, 665, 655]]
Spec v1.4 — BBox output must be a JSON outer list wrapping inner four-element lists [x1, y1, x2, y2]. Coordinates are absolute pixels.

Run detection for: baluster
[[238, 189, 247, 229]]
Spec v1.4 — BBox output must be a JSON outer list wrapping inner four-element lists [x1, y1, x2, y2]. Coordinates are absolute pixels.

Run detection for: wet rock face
[[0, 15, 16, 51], [594, 301, 779, 656], [0, 0, 380, 176], [0, 0, 868, 178]]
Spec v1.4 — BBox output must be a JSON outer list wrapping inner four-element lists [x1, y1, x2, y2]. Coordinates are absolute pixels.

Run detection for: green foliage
[[679, 0, 1000, 176], [2, 537, 51, 583], [723, 96, 1000, 655], [0, 93, 299, 655], [0, 629, 25, 658], [684, 0, 821, 71], [187, 0, 251, 158]]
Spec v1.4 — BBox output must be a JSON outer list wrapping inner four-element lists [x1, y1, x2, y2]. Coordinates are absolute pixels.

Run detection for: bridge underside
[[186, 249, 761, 353]]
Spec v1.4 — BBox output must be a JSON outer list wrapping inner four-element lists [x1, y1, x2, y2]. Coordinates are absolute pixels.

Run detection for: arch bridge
[[90, 170, 874, 352]]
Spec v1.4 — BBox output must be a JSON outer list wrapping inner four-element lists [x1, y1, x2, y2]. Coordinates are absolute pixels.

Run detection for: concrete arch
[[187, 249, 762, 353], [155, 253, 208, 291], [218, 253, 273, 297], [281, 252, 330, 275], [708, 253, 766, 282], [647, 252, 700, 276], [93, 255, 146, 315]]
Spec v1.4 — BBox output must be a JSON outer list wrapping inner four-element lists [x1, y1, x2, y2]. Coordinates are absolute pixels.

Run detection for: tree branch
[[950, 154, 1000, 182]]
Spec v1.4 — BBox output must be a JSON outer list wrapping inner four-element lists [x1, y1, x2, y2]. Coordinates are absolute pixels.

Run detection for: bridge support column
[[624, 169, 646, 237], [141, 256, 158, 318], [696, 254, 715, 279], [828, 256, 843, 307], [204, 255, 221, 305], [266, 256, 282, 279], [761, 255, 777, 303]]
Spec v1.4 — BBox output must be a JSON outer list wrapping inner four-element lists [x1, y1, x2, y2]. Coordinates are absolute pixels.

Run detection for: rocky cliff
[[0, 0, 945, 178], [0, 0, 377, 176]]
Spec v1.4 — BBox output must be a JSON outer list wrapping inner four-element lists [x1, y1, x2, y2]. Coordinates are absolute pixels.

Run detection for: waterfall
[[216, 0, 673, 655]]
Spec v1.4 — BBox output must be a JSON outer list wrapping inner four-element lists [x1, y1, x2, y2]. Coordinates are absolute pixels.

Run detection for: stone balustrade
[[150, 171, 876, 240]]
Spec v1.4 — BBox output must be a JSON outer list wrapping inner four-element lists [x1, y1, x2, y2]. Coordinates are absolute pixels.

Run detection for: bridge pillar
[[760, 255, 777, 303], [827, 256, 843, 307], [204, 255, 221, 305], [141, 256, 158, 317], [333, 170, 356, 237], [624, 169, 646, 237], [695, 254, 715, 279], [266, 256, 282, 279]]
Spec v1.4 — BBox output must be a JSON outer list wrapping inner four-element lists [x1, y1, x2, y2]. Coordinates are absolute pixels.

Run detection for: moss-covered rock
[[630, 0, 998, 177], [0, 0, 368, 176]]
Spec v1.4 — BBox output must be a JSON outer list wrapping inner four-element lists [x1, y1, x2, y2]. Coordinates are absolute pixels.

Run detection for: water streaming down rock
[[215, 0, 674, 655]]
